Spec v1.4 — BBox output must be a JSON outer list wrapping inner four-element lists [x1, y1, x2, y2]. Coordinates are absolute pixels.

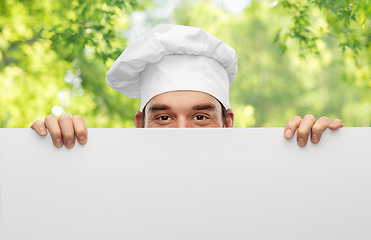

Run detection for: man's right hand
[[30, 114, 88, 148]]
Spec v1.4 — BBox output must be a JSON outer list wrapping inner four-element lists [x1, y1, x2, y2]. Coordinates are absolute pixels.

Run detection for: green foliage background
[[1, 0, 371, 128]]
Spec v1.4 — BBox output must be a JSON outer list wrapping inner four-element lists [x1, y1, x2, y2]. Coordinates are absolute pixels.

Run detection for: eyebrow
[[148, 103, 217, 113], [192, 104, 216, 111], [148, 104, 171, 113]]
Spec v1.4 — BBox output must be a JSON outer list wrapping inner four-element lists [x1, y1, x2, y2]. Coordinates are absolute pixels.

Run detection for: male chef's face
[[134, 91, 234, 128]]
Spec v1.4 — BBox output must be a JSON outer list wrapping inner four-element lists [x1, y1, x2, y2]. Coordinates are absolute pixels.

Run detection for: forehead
[[145, 91, 221, 110]]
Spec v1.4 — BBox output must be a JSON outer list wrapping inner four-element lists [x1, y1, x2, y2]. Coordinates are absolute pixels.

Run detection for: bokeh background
[[1, 0, 370, 128]]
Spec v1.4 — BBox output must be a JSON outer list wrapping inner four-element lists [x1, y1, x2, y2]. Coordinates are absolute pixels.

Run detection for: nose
[[172, 117, 192, 128]]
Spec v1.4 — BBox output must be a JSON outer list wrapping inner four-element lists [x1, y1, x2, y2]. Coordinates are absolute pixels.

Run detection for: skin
[[30, 90, 343, 148], [284, 115, 343, 147], [134, 91, 233, 128]]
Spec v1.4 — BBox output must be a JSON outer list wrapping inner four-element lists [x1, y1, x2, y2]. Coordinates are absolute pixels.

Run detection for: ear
[[134, 111, 144, 128], [224, 108, 234, 128]]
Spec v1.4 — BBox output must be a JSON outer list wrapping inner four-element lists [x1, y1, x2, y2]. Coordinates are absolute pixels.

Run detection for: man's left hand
[[284, 115, 343, 147]]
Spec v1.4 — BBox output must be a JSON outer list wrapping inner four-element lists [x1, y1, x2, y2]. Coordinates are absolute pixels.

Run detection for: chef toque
[[106, 24, 238, 111]]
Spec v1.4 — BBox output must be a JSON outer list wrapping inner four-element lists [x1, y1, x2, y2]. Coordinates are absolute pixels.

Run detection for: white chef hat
[[106, 24, 238, 111]]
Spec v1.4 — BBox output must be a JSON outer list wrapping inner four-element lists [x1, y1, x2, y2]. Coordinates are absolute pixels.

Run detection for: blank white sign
[[0, 128, 371, 240]]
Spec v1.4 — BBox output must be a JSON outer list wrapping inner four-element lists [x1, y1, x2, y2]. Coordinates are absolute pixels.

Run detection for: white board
[[0, 128, 371, 240]]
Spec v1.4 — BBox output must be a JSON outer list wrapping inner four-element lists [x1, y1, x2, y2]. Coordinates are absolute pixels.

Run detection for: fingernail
[[312, 134, 318, 143], [284, 129, 292, 138], [56, 139, 63, 147], [66, 140, 74, 148], [40, 128, 46, 135], [298, 138, 305, 146], [79, 136, 86, 144]]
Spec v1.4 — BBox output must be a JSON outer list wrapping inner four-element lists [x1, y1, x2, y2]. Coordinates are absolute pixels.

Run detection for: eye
[[194, 115, 207, 121], [158, 116, 171, 121]]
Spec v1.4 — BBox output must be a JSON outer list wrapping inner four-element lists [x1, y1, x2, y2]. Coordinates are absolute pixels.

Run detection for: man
[[30, 24, 343, 148]]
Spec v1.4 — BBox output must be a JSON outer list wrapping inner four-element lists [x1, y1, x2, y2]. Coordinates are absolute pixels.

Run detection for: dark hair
[[141, 101, 227, 127]]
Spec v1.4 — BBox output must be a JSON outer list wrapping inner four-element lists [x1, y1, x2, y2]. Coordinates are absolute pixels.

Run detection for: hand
[[30, 114, 88, 148], [284, 115, 343, 147]]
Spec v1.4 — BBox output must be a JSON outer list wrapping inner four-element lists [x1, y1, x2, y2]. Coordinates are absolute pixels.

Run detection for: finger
[[284, 116, 302, 139], [297, 114, 316, 147], [328, 119, 343, 130], [58, 114, 75, 149], [44, 115, 63, 148], [72, 115, 88, 145], [30, 120, 47, 136], [310, 116, 330, 143]]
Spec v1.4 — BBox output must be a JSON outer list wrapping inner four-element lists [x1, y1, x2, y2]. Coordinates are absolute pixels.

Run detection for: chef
[[30, 24, 343, 148]]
